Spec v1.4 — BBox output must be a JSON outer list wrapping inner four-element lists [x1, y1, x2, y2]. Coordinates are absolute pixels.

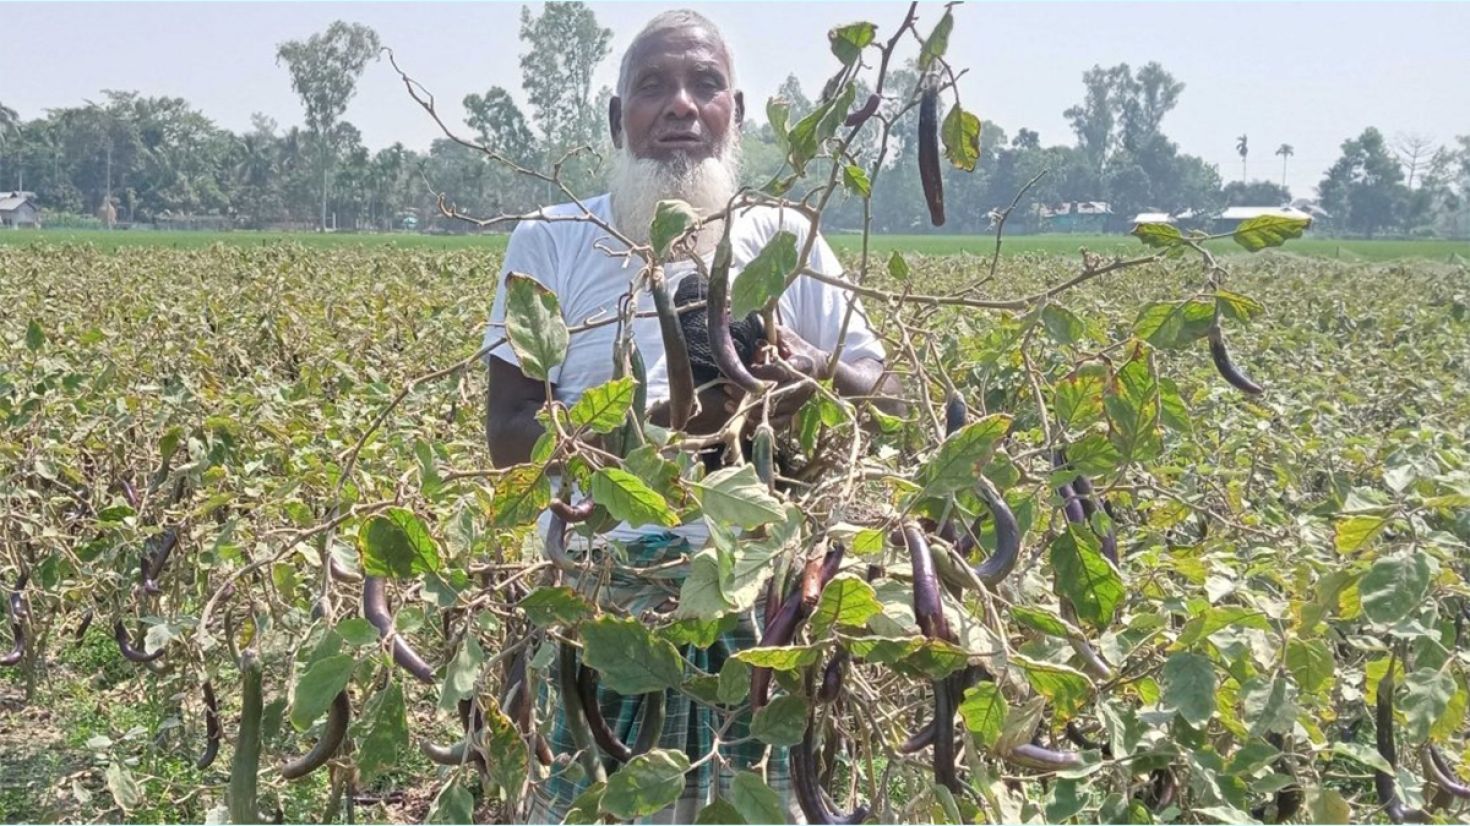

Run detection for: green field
[[3, 226, 1467, 262], [2, 239, 1469, 823]]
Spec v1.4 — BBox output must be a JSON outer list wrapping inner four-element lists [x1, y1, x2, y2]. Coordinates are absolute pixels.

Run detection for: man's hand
[[749, 325, 829, 430]]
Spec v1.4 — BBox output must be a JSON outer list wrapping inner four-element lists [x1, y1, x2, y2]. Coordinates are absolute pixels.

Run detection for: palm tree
[[1236, 134, 1249, 181], [1275, 143, 1294, 191]]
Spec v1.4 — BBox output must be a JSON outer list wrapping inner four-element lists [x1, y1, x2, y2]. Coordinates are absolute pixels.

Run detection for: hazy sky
[[3, 2, 1466, 200]]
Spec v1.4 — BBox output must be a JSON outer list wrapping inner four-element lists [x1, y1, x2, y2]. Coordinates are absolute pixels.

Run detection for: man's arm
[[486, 355, 552, 468]]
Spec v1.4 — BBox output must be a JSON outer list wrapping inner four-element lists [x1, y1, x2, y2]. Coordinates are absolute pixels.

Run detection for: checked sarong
[[523, 532, 802, 824]]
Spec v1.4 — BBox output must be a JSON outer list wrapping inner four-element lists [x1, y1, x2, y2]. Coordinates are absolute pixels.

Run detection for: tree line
[[1, 3, 1467, 238]]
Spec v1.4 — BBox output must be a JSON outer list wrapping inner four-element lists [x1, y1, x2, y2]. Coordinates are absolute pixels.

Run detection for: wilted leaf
[[828, 21, 876, 66], [941, 103, 981, 172], [504, 273, 568, 381], [650, 200, 698, 259]]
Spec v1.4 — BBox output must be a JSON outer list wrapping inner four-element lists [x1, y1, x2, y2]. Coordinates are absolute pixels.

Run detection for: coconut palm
[[1236, 134, 1249, 181], [1275, 143, 1294, 191]]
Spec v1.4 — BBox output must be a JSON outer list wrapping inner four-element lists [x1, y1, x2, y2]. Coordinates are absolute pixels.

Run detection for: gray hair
[[615, 10, 737, 102]]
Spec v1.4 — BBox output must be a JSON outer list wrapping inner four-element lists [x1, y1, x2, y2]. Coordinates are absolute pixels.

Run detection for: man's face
[[612, 26, 744, 164]]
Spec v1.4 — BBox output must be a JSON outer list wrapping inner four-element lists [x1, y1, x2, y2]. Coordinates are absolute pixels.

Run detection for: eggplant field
[[2, 236, 1469, 824]]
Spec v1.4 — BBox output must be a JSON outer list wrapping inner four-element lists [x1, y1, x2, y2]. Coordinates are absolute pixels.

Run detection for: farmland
[[2, 227, 1468, 263], [2, 238, 1469, 824]]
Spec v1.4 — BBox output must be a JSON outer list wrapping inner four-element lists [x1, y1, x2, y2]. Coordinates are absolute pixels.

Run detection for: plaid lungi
[[524, 532, 801, 824]]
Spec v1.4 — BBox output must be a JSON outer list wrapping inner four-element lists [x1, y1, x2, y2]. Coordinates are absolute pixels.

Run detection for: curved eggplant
[[577, 664, 634, 763], [141, 527, 179, 596], [1375, 670, 1431, 823], [1425, 744, 1470, 799], [844, 93, 881, 128], [361, 577, 435, 683], [817, 649, 849, 705], [558, 642, 607, 783], [706, 230, 766, 394], [1070, 475, 1118, 563], [918, 78, 944, 227], [1007, 742, 1086, 772], [972, 483, 1020, 587], [632, 690, 667, 756], [898, 720, 937, 755], [650, 267, 695, 430], [1208, 323, 1264, 395], [113, 620, 164, 663], [752, 544, 845, 710], [74, 609, 94, 644], [549, 498, 595, 524], [281, 690, 350, 780], [197, 680, 222, 770], [790, 671, 870, 825]]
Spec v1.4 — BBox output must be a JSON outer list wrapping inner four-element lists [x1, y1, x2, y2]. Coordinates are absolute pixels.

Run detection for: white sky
[[2, 2, 1466, 200]]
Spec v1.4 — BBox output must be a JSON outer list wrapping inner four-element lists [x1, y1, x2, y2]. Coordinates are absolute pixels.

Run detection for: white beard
[[607, 136, 743, 256]]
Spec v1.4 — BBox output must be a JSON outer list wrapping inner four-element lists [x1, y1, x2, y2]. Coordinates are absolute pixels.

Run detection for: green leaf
[[482, 696, 529, 801], [590, 467, 678, 528], [675, 548, 736, 621], [717, 657, 751, 706], [731, 231, 798, 318], [337, 617, 380, 648], [428, 778, 476, 824], [356, 681, 408, 783], [1015, 656, 1093, 719], [1054, 367, 1105, 429], [1334, 515, 1386, 554], [357, 507, 442, 578], [504, 272, 568, 381], [899, 638, 970, 680], [602, 749, 692, 819], [1157, 376, 1192, 433], [580, 617, 686, 695], [650, 199, 698, 259], [1285, 639, 1336, 696], [1306, 787, 1352, 824], [291, 654, 355, 731], [733, 644, 824, 671], [1049, 527, 1123, 630], [1232, 214, 1310, 252], [843, 635, 924, 664], [1216, 290, 1265, 323], [25, 319, 44, 351], [1063, 432, 1122, 478], [1359, 553, 1431, 624], [914, 414, 1011, 500], [885, 250, 911, 282], [490, 464, 551, 528], [918, 9, 953, 70], [767, 98, 790, 153], [842, 164, 871, 198], [828, 21, 876, 66], [1176, 606, 1270, 648], [941, 102, 981, 172], [1131, 222, 1184, 248], [437, 635, 485, 712], [568, 377, 637, 434], [1162, 652, 1217, 727], [1040, 304, 1085, 345], [1011, 606, 1076, 638], [1132, 299, 1216, 349], [1400, 668, 1455, 744], [695, 799, 746, 825], [691, 465, 786, 529], [752, 694, 809, 746], [1330, 742, 1394, 775], [1430, 677, 1468, 741], [565, 782, 607, 825], [1241, 676, 1298, 737], [808, 574, 883, 638], [519, 585, 595, 628], [731, 770, 786, 824], [105, 761, 141, 813], [959, 682, 1008, 748], [1046, 778, 1089, 822]]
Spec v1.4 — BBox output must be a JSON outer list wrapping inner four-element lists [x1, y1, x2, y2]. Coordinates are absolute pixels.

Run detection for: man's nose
[[664, 86, 698, 120]]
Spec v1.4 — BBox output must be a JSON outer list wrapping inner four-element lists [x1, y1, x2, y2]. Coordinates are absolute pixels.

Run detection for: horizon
[[3, 2, 1467, 201]]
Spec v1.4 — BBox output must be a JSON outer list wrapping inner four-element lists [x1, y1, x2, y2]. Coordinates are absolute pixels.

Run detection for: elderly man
[[485, 9, 895, 823]]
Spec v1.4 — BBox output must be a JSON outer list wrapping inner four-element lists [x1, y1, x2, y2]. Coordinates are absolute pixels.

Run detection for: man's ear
[[733, 90, 745, 128], [608, 97, 623, 149]]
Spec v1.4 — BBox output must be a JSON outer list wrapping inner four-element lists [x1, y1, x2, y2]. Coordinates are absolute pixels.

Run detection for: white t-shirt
[[485, 192, 885, 545]]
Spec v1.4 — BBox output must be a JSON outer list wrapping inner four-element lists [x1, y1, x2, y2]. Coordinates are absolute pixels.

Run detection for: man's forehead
[[626, 27, 732, 76]]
